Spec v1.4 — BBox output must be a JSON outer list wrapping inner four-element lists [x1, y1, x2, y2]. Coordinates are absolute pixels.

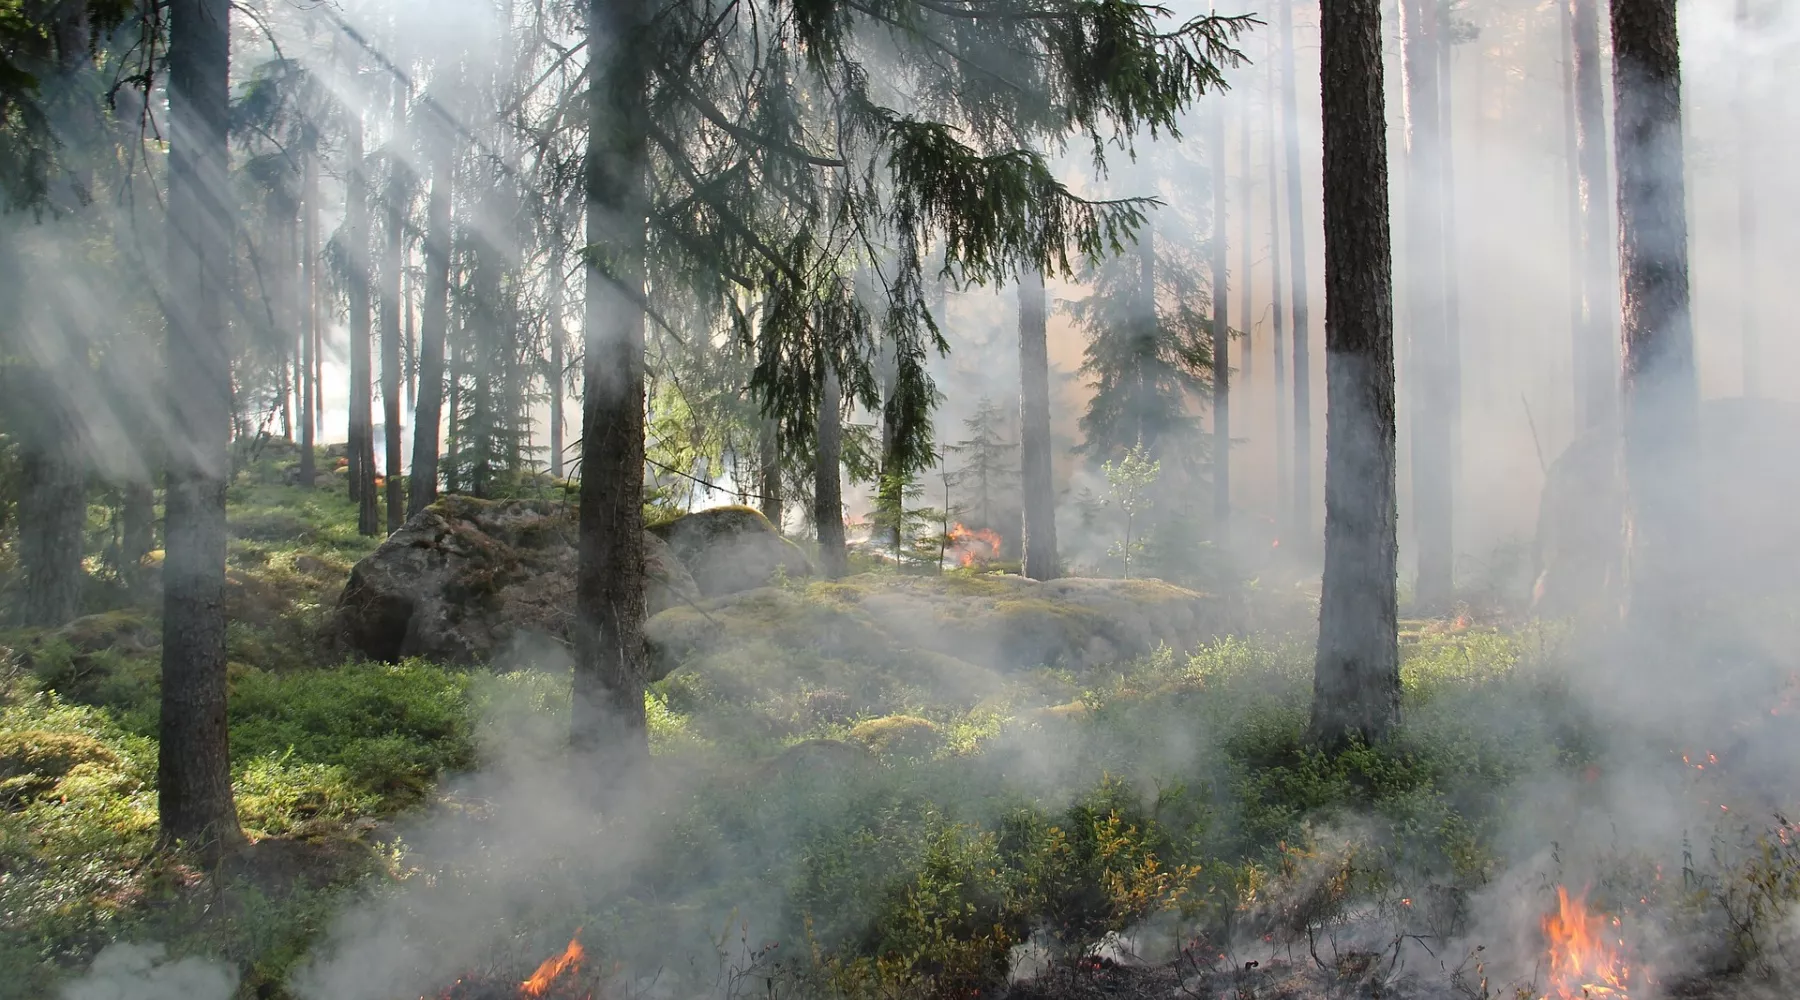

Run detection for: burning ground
[[11, 466, 1800, 1000]]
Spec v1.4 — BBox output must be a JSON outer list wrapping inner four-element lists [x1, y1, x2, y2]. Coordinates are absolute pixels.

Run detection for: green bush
[[228, 659, 476, 806]]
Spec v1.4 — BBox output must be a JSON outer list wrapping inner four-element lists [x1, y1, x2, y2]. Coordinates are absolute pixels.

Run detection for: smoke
[[56, 944, 237, 1000]]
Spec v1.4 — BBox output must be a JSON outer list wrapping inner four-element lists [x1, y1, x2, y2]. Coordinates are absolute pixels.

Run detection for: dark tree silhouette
[[1018, 267, 1059, 581]]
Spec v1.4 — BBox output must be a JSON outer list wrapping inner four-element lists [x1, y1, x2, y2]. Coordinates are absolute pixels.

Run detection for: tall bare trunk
[[1573, 0, 1616, 427], [1267, 41, 1291, 531], [346, 111, 378, 534], [814, 360, 849, 579], [759, 417, 782, 531], [547, 216, 566, 479], [1401, 0, 1453, 609], [1561, 1, 1585, 410], [1279, 0, 1315, 543], [1310, 0, 1400, 749], [1239, 86, 1255, 390], [1612, 0, 1698, 629], [1211, 101, 1231, 531], [1438, 25, 1463, 523], [572, 0, 651, 784], [16, 418, 85, 628], [409, 118, 451, 516], [299, 151, 318, 486], [1018, 267, 1059, 580], [161, 0, 242, 853], [381, 84, 406, 534], [1735, 0, 1757, 396]]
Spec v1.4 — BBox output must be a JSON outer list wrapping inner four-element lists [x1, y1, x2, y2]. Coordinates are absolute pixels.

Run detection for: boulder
[[335, 496, 699, 667], [648, 506, 812, 596], [1532, 397, 1800, 616]]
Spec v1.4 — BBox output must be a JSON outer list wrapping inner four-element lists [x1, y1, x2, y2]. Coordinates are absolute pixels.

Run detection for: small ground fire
[[1539, 886, 1636, 1000]]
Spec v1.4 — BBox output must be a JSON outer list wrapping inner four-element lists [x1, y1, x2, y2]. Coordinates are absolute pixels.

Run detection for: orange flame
[[1540, 886, 1633, 999], [520, 933, 584, 998], [946, 523, 1002, 568]]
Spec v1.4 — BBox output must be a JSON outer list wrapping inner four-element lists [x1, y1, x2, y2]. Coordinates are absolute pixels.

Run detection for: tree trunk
[[1280, 0, 1315, 543], [347, 112, 379, 534], [1561, 0, 1585, 415], [121, 477, 155, 599], [381, 82, 406, 534], [1438, 27, 1463, 503], [572, 0, 652, 786], [1401, 0, 1453, 609], [1573, 0, 1615, 427], [1267, 39, 1291, 531], [1239, 86, 1255, 390], [161, 0, 242, 854], [1612, 0, 1698, 630], [409, 123, 451, 516], [16, 426, 86, 628], [1310, 0, 1400, 749], [1211, 101, 1231, 532], [299, 151, 318, 487], [1017, 267, 1059, 580], [814, 360, 849, 579], [547, 217, 566, 480], [759, 417, 782, 531], [1735, 0, 1757, 396]]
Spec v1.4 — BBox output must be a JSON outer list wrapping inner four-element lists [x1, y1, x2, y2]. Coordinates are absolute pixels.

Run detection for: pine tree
[[1279, 0, 1315, 543], [1612, 0, 1698, 630], [408, 87, 453, 516], [1069, 224, 1213, 468], [1310, 0, 1400, 749], [951, 397, 1018, 535], [161, 0, 243, 853]]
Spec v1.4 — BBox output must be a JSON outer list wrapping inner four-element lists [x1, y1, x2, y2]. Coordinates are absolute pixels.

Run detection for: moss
[[849, 715, 943, 757], [0, 729, 120, 803]]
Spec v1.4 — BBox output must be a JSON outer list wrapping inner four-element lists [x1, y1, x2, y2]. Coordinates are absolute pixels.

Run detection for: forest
[[0, 0, 1796, 997]]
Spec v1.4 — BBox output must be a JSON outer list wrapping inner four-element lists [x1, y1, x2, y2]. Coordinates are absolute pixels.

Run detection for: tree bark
[[1573, 0, 1616, 427], [1017, 267, 1059, 580], [121, 477, 155, 599], [547, 214, 566, 480], [1735, 0, 1757, 396], [1211, 101, 1231, 532], [814, 360, 849, 579], [1280, 0, 1315, 543], [409, 119, 451, 516], [1239, 86, 1255, 390], [759, 416, 782, 531], [299, 150, 318, 487], [1401, 0, 1453, 609], [347, 112, 378, 534], [1267, 39, 1291, 531], [1612, 0, 1698, 630], [1439, 26, 1463, 506], [381, 83, 406, 534], [1561, 0, 1585, 415], [572, 0, 652, 786], [1310, 0, 1400, 749], [161, 0, 242, 854], [16, 424, 86, 628]]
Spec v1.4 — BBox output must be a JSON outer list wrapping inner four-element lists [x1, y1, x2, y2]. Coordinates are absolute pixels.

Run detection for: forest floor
[[3, 448, 1799, 1000]]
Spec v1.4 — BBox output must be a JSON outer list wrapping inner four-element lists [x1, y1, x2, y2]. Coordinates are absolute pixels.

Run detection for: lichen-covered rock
[[335, 496, 698, 668], [648, 506, 812, 597]]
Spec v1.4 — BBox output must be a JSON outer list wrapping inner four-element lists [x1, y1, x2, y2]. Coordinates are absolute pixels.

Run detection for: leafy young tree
[[1310, 0, 1401, 749], [1102, 444, 1160, 579]]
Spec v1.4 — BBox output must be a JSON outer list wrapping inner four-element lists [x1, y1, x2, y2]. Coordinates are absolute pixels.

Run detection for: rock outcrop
[[336, 497, 699, 666], [647, 505, 812, 596]]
